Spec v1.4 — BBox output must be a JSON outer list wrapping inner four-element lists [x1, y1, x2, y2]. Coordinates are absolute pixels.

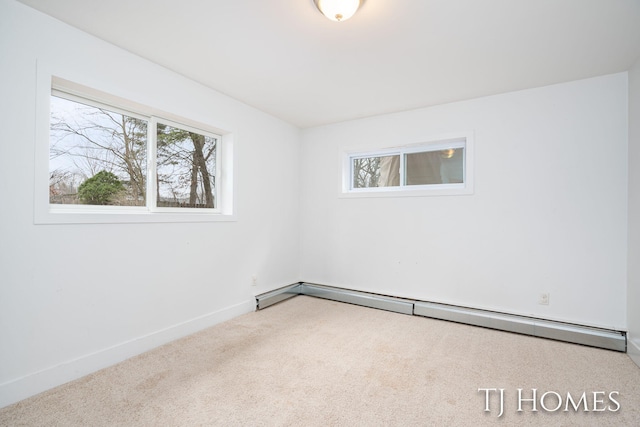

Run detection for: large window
[[343, 135, 473, 197], [41, 83, 231, 223]]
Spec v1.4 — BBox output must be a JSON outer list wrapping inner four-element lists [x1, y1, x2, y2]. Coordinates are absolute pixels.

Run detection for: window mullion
[[399, 150, 406, 187], [350, 156, 356, 190], [215, 137, 222, 207], [147, 117, 158, 211]]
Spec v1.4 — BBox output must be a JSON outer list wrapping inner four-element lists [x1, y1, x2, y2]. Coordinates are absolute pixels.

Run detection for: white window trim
[[34, 64, 235, 224], [340, 133, 474, 198]]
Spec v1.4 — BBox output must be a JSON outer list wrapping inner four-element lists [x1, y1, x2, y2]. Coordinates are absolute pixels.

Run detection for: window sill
[[339, 185, 474, 199], [35, 207, 236, 225]]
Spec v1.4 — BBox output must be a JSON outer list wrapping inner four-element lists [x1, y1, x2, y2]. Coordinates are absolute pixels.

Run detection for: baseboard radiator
[[256, 283, 626, 352]]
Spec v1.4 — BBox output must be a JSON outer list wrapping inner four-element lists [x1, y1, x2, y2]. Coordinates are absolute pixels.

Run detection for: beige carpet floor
[[1, 295, 640, 426]]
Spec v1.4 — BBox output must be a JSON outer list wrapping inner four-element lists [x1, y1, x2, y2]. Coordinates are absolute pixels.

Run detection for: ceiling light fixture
[[441, 149, 455, 159], [314, 0, 362, 22]]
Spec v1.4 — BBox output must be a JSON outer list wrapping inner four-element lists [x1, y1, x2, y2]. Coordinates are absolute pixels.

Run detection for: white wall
[[0, 0, 300, 407], [300, 73, 629, 330], [1, 0, 635, 410], [628, 57, 640, 368]]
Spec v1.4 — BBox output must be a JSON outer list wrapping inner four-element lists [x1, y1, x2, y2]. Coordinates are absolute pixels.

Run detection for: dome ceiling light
[[313, 0, 362, 22]]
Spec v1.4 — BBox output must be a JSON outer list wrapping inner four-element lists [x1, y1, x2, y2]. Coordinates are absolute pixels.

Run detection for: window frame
[[34, 70, 235, 224], [341, 133, 474, 198]]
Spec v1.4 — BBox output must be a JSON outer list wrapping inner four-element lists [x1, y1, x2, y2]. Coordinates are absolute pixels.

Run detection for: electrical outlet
[[251, 274, 258, 286], [538, 293, 550, 305]]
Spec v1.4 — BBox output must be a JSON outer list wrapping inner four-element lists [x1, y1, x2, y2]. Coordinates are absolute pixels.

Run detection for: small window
[[352, 154, 400, 188], [342, 135, 473, 197], [405, 147, 464, 186]]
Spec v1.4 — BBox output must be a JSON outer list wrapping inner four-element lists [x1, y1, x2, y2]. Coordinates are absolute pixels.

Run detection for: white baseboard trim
[[0, 299, 255, 409], [628, 338, 640, 369]]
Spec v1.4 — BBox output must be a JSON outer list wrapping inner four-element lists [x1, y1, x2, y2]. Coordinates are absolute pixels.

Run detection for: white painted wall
[[0, 0, 635, 410], [300, 73, 629, 331], [0, 0, 300, 407], [628, 57, 640, 368]]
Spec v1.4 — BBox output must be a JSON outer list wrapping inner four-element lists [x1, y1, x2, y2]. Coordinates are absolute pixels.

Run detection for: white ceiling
[[17, 0, 640, 128]]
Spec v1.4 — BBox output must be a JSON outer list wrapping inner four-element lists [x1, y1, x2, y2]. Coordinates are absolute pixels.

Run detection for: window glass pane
[[405, 147, 464, 185], [156, 123, 217, 208], [49, 95, 147, 206], [352, 155, 400, 188]]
